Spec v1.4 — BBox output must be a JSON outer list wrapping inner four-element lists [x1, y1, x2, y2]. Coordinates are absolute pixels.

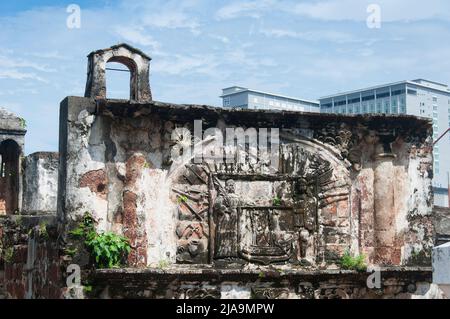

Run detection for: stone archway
[[0, 139, 21, 215], [84, 43, 152, 102]]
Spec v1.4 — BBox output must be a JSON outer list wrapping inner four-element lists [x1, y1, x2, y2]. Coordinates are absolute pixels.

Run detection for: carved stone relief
[[171, 135, 339, 265]]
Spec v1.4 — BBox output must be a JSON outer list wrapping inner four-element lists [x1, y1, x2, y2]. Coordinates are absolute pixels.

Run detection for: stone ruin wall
[[59, 97, 434, 270], [0, 44, 444, 299], [0, 151, 59, 299]]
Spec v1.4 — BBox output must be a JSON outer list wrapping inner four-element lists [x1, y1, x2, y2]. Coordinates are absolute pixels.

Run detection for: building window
[[224, 97, 230, 107], [384, 101, 390, 113], [376, 101, 382, 113], [347, 104, 353, 114], [433, 96, 438, 102], [407, 89, 417, 95], [362, 102, 367, 114], [376, 92, 390, 99], [392, 89, 406, 96]]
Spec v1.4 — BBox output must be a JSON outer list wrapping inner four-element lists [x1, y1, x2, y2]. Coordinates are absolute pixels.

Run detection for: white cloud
[[121, 0, 201, 33], [291, 0, 450, 22], [260, 28, 359, 43], [225, 49, 278, 69], [152, 53, 220, 76], [143, 11, 200, 31], [0, 69, 47, 82], [215, 0, 275, 20], [28, 51, 68, 60], [114, 26, 160, 49], [0, 55, 56, 72], [209, 34, 230, 44]]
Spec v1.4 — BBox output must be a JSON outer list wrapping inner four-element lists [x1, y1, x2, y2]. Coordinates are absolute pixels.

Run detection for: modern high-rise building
[[319, 79, 450, 207], [220, 86, 320, 112]]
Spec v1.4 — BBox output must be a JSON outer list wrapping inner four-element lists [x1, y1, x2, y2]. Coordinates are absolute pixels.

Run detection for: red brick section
[[3, 240, 63, 299], [122, 154, 148, 267], [1, 219, 64, 299], [79, 169, 108, 199]]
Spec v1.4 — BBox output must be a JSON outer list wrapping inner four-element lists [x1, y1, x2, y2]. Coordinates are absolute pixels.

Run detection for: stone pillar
[[22, 152, 59, 215], [373, 133, 399, 265]]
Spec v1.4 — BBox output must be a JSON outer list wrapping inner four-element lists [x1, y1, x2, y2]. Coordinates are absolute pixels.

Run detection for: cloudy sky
[[1, 0, 450, 154]]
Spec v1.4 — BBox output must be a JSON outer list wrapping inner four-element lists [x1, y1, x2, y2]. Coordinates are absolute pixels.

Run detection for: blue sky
[[1, 0, 450, 154]]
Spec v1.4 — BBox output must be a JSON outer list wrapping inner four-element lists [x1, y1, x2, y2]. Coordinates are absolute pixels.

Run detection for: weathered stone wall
[[0, 215, 63, 299], [91, 267, 443, 299], [433, 206, 450, 246], [22, 152, 59, 215], [58, 96, 434, 269]]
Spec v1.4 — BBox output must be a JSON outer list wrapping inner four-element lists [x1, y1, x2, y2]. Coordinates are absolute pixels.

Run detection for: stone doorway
[[0, 139, 21, 215]]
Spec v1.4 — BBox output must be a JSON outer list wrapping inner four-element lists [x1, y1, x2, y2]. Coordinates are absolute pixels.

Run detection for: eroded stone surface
[[59, 95, 434, 270]]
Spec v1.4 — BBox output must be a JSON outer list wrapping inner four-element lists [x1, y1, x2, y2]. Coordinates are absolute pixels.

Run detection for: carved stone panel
[[171, 140, 336, 265]]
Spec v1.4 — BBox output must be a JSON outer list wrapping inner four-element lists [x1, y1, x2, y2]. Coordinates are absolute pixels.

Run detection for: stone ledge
[[94, 266, 432, 282]]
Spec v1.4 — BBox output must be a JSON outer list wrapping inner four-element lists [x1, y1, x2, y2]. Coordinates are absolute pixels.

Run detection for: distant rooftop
[[221, 86, 319, 105]]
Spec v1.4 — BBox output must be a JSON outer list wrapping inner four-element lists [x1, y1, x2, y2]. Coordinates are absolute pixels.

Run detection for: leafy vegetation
[[38, 221, 49, 239], [272, 196, 282, 206], [19, 117, 27, 129], [340, 250, 367, 271], [85, 232, 131, 268], [4, 247, 14, 263], [177, 195, 188, 204], [157, 259, 170, 269], [64, 247, 78, 257], [70, 212, 131, 269]]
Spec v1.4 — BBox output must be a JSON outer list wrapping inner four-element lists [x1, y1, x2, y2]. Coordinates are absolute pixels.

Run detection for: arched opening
[[0, 140, 21, 215], [105, 56, 137, 100]]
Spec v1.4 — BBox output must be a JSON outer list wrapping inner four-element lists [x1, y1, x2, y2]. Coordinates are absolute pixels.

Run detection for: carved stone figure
[[214, 179, 240, 259]]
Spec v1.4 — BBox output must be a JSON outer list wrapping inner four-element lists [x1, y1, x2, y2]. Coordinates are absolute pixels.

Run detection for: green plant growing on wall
[[157, 259, 170, 269], [64, 247, 78, 257], [19, 117, 27, 129], [69, 212, 96, 238], [340, 250, 367, 272], [85, 232, 131, 268], [15, 214, 23, 226], [272, 196, 282, 206], [177, 195, 188, 204], [83, 285, 93, 294], [38, 221, 49, 239], [4, 247, 14, 263], [69, 212, 131, 269]]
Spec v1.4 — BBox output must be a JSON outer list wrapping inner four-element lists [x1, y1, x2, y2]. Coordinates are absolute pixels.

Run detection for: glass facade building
[[220, 86, 320, 113], [320, 79, 450, 207]]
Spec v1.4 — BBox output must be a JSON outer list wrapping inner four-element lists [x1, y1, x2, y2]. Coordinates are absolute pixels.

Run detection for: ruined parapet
[[0, 107, 26, 215], [84, 43, 152, 102], [58, 93, 434, 269], [22, 152, 59, 215], [48, 45, 439, 300]]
